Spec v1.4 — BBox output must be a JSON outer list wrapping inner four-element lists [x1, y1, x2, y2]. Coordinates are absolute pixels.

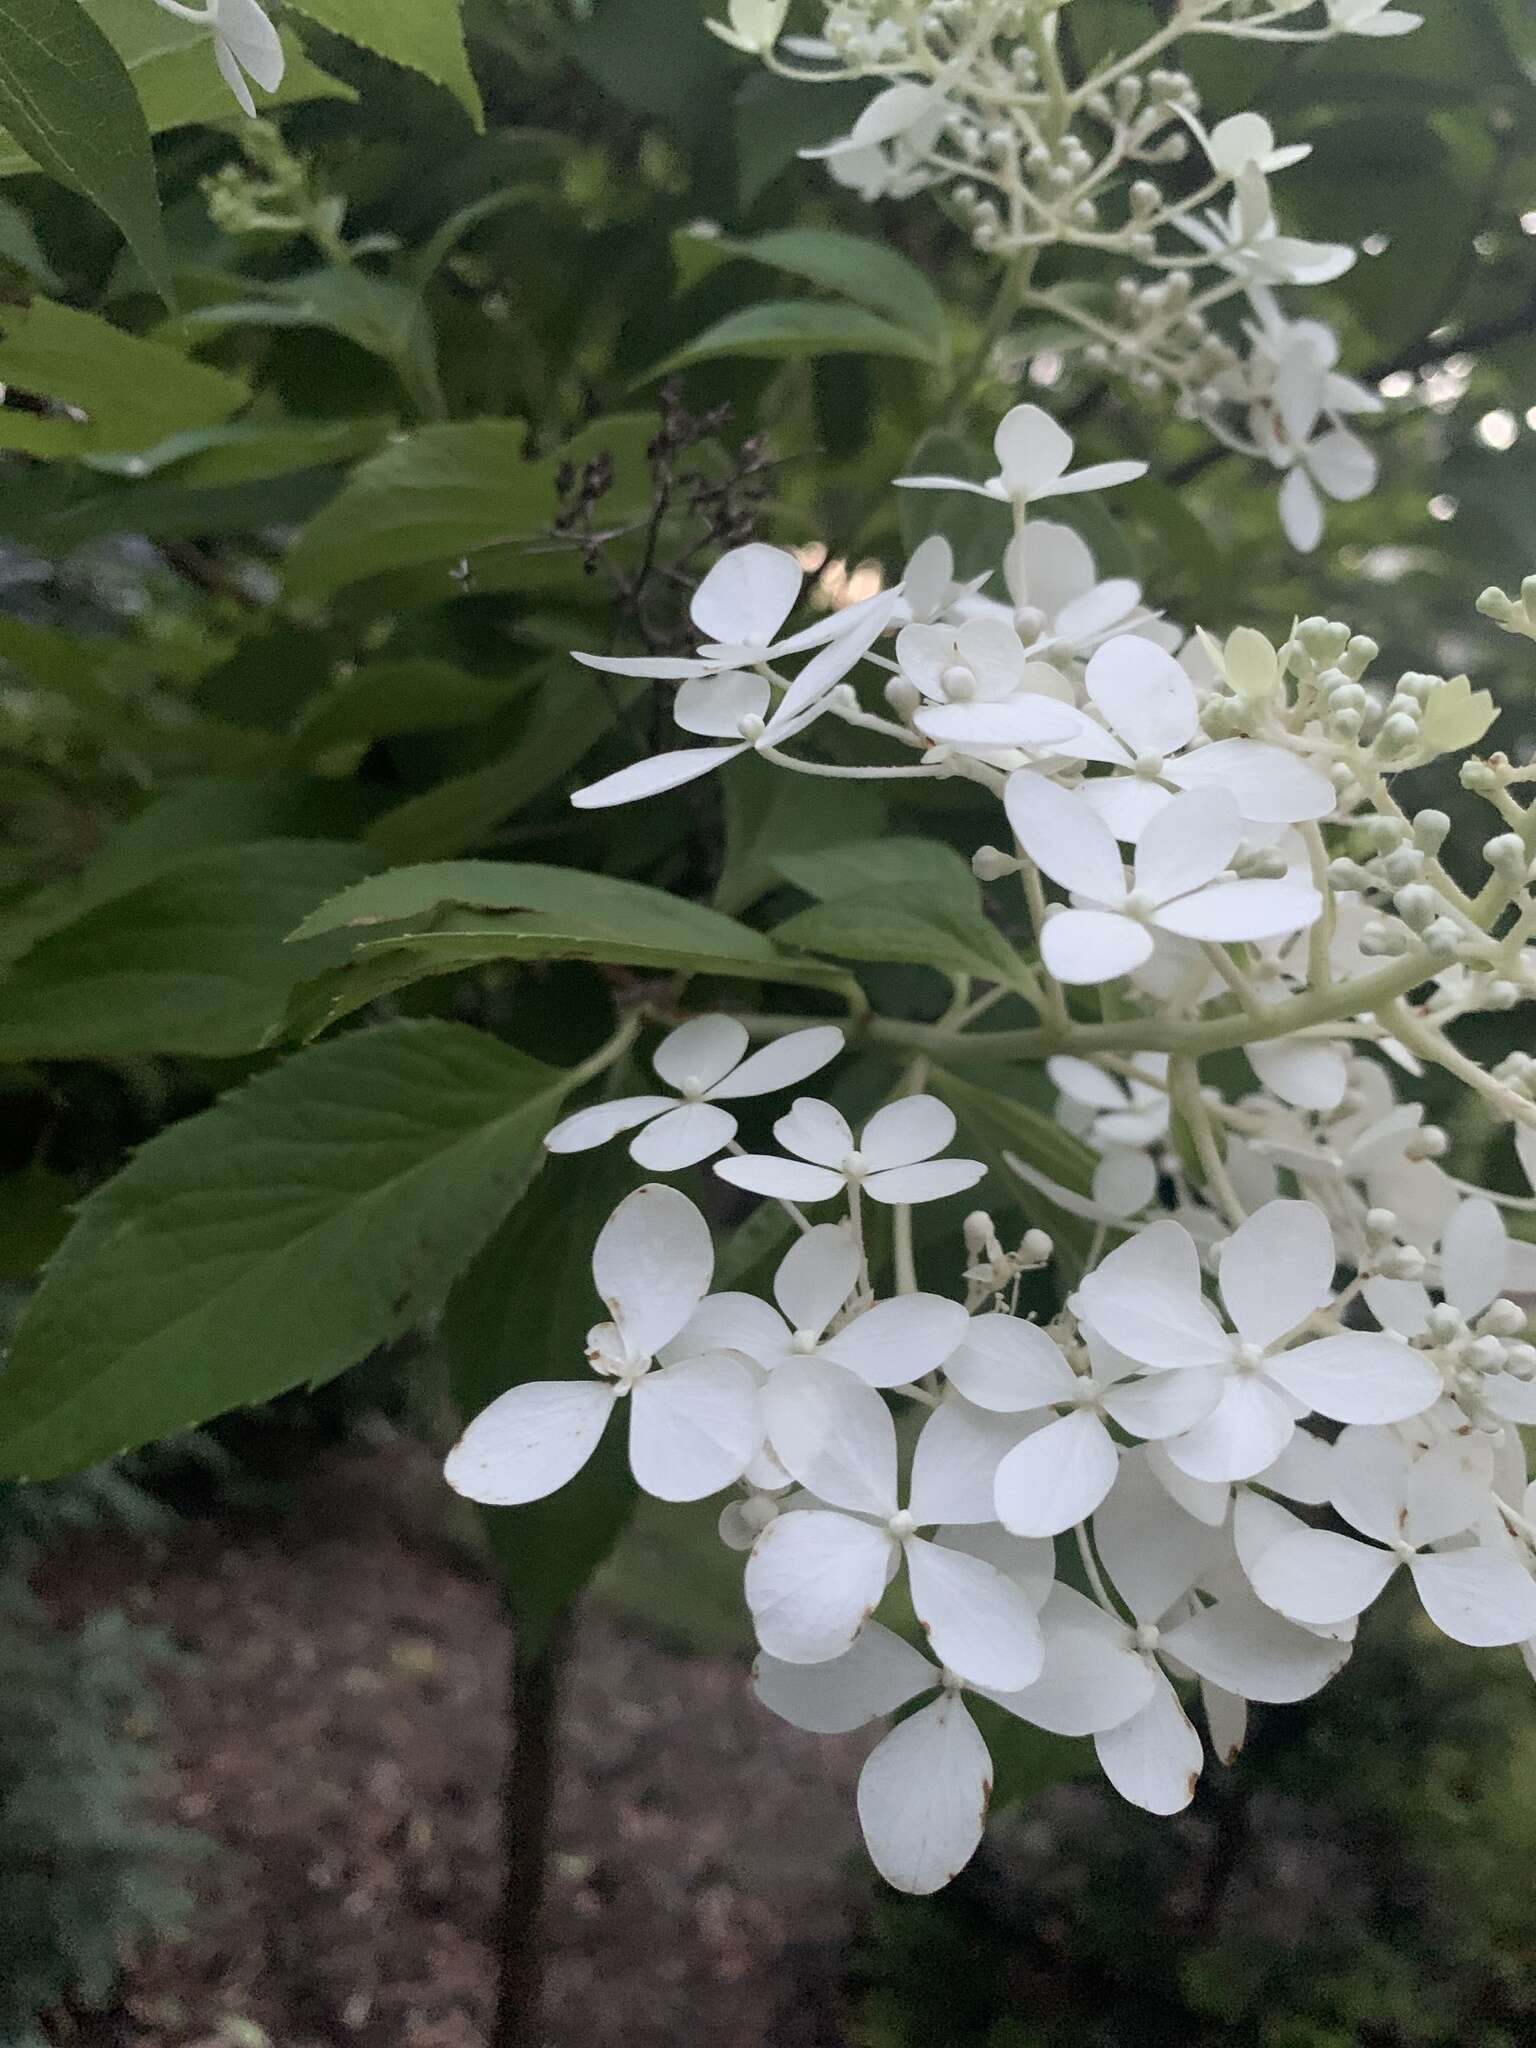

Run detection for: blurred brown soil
[[38, 1443, 868, 2048]]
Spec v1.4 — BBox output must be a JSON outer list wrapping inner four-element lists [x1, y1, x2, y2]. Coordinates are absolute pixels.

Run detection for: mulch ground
[[38, 1443, 871, 2048]]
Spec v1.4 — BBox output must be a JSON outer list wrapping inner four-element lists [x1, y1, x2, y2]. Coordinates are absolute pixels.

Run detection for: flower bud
[[1412, 809, 1451, 853], [973, 844, 1022, 882]]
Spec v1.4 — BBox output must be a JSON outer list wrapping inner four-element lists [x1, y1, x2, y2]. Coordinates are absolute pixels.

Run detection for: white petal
[[769, 591, 899, 732], [1362, 1276, 1432, 1339], [628, 1355, 761, 1501], [1076, 1219, 1231, 1370], [707, 1024, 844, 1101], [1155, 877, 1321, 943], [629, 1100, 738, 1169], [1160, 1589, 1348, 1702], [861, 1093, 955, 1169], [762, 1356, 898, 1516], [993, 1408, 1119, 1538], [864, 1159, 988, 1204], [905, 1536, 1045, 1690], [745, 1509, 895, 1663], [213, 0, 284, 88], [1011, 517, 1094, 614], [445, 1379, 615, 1505], [594, 1183, 713, 1359], [1278, 464, 1322, 554], [1081, 776, 1174, 845], [1439, 1197, 1507, 1320], [1004, 771, 1127, 903], [772, 1223, 860, 1333], [673, 671, 772, 739], [1043, 907, 1155, 987], [935, 1521, 1058, 1609], [994, 403, 1072, 497], [857, 1696, 992, 1894], [1404, 1435, 1497, 1548], [1259, 1422, 1334, 1505], [1040, 458, 1147, 498], [1246, 1524, 1397, 1625], [212, 22, 258, 112], [1308, 427, 1376, 502], [1265, 1332, 1440, 1424], [1144, 1439, 1231, 1526], [1101, 1365, 1223, 1440], [823, 1294, 968, 1389], [652, 1013, 749, 1092], [1203, 1682, 1247, 1765], [545, 1094, 675, 1154], [916, 696, 1085, 752], [992, 1585, 1153, 1735], [943, 1314, 1077, 1412], [1247, 1038, 1348, 1112], [666, 1291, 788, 1368], [690, 542, 801, 645], [1328, 1423, 1410, 1543], [1163, 1376, 1296, 1484], [1166, 739, 1335, 825], [574, 651, 711, 680], [1092, 1446, 1225, 1621], [1219, 1199, 1336, 1349], [1134, 787, 1245, 905], [754, 1621, 933, 1733], [1047, 1055, 1127, 1112], [774, 1095, 854, 1166], [1091, 1150, 1158, 1219], [1409, 1548, 1536, 1648], [713, 1155, 846, 1202], [572, 744, 742, 809], [908, 1398, 1033, 1525], [1094, 1672, 1203, 1815], [1084, 636, 1199, 756]]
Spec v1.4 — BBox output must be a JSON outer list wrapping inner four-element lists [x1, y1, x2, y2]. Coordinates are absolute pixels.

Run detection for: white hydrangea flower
[[545, 1015, 843, 1170], [799, 82, 952, 201], [1181, 166, 1355, 291], [897, 405, 1147, 510], [1237, 1427, 1536, 1646], [1326, 0, 1422, 34], [1077, 1202, 1441, 1482], [1003, 776, 1322, 985], [706, 0, 790, 55], [744, 1357, 1045, 1689], [715, 1093, 985, 1206], [152, 0, 283, 116], [445, 1184, 760, 1506]]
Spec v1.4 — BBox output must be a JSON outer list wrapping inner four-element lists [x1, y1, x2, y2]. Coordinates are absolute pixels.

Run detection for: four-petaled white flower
[[706, 0, 789, 56], [1004, 775, 1322, 985], [897, 404, 1147, 509], [1181, 166, 1355, 291], [1327, 0, 1421, 34], [800, 82, 953, 202], [1077, 1202, 1441, 1483], [745, 1356, 1044, 1689], [445, 1184, 760, 1507], [715, 1094, 986, 1206], [1238, 1426, 1536, 1645], [152, 0, 284, 116], [546, 1015, 842, 1170]]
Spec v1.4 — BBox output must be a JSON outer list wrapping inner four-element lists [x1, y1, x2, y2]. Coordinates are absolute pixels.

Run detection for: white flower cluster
[[448, 411, 1536, 1895], [714, 0, 1419, 549]]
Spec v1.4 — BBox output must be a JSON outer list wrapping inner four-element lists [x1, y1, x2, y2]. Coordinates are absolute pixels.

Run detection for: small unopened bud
[[1484, 832, 1527, 879], [1394, 883, 1439, 932], [973, 844, 1023, 883], [1412, 809, 1451, 853], [1477, 585, 1517, 624], [1481, 1299, 1528, 1339], [1405, 1124, 1448, 1161], [1019, 1229, 1054, 1268], [884, 676, 921, 719], [963, 1210, 997, 1257]]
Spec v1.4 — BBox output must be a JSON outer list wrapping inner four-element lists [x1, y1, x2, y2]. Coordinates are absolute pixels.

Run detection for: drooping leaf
[[0, 1020, 575, 1478], [0, 0, 174, 304], [773, 883, 1033, 992], [440, 1148, 641, 1656], [716, 228, 948, 352], [285, 0, 483, 126], [0, 296, 246, 458], [642, 299, 939, 383], [0, 841, 375, 1058], [775, 837, 979, 908]]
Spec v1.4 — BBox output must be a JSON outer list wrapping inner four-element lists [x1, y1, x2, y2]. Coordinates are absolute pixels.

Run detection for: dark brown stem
[[491, 1612, 573, 2048]]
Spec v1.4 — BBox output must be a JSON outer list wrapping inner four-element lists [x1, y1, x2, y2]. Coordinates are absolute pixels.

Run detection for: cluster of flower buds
[[448, 412, 1536, 1893], [712, 0, 1421, 548]]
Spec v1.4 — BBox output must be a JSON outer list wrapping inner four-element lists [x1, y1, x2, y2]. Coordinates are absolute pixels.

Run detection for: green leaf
[[82, 414, 391, 487], [283, 860, 852, 1040], [775, 837, 979, 907], [0, 0, 174, 304], [0, 1162, 74, 1283], [362, 673, 623, 863], [733, 69, 870, 210], [292, 659, 509, 759], [716, 228, 948, 353], [929, 1065, 1099, 1268], [440, 1149, 640, 1656], [0, 190, 58, 286], [773, 883, 1032, 992], [896, 427, 1007, 584], [0, 1020, 573, 1479], [0, 840, 375, 1059], [285, 0, 483, 126], [715, 753, 886, 916], [0, 296, 246, 458], [642, 299, 939, 382], [282, 414, 658, 600]]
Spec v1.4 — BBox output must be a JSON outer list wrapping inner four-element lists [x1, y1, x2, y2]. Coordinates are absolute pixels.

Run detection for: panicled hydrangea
[[450, 416, 1536, 1898], [704, 0, 1423, 548]]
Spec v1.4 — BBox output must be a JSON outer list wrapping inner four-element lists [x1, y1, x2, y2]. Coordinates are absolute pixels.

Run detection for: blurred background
[[3, 2, 1536, 2043]]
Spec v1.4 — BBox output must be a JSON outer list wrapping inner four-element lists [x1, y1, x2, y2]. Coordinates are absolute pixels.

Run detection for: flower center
[[1132, 752, 1166, 778], [941, 661, 978, 700], [1233, 1340, 1267, 1374], [791, 1328, 822, 1355], [887, 1509, 917, 1541], [738, 713, 766, 741], [841, 1150, 869, 1181], [1134, 1622, 1161, 1653], [1123, 888, 1157, 921]]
